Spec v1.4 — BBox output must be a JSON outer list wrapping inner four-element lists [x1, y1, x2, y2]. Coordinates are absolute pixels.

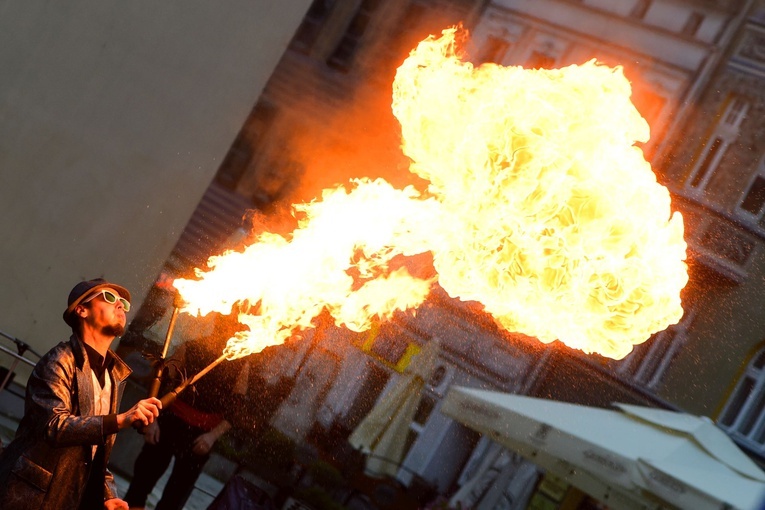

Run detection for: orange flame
[[173, 27, 687, 361]]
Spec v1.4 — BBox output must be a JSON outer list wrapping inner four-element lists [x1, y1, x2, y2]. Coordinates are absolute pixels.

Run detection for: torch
[[135, 292, 183, 433], [146, 292, 184, 399], [157, 353, 228, 407]]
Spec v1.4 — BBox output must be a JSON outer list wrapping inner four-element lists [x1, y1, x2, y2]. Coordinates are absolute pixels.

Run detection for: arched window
[[718, 346, 765, 451]]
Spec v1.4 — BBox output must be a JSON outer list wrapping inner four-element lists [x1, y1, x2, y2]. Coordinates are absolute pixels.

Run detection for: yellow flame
[[174, 179, 439, 359], [174, 27, 687, 361]]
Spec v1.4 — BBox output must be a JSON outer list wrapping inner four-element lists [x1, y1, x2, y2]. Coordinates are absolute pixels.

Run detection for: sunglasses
[[86, 289, 131, 312]]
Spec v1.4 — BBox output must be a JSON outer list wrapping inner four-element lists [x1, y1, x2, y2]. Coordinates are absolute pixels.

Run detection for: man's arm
[[28, 347, 161, 445], [191, 361, 251, 456], [191, 419, 232, 456], [104, 497, 129, 510], [116, 398, 162, 429]]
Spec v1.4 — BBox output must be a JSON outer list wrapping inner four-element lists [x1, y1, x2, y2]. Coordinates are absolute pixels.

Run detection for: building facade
[[658, 2, 765, 457], [128, 0, 765, 508]]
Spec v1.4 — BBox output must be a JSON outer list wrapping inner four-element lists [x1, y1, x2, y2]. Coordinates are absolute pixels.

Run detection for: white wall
[[0, 1, 311, 372]]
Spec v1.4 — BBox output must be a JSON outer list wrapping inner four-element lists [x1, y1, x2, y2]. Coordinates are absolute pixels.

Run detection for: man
[[125, 312, 249, 510], [0, 278, 162, 509]]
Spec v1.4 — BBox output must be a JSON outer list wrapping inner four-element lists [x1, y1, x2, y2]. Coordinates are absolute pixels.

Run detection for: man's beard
[[102, 323, 125, 337]]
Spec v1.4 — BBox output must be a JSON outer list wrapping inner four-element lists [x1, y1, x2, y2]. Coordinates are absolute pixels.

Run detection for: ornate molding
[[730, 23, 765, 77]]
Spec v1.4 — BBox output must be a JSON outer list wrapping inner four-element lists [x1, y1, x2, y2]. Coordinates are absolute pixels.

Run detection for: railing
[[0, 329, 41, 394]]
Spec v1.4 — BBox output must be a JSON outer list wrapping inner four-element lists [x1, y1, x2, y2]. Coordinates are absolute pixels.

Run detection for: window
[[740, 169, 765, 217], [291, 0, 337, 54], [686, 96, 749, 192], [326, 0, 383, 72], [689, 137, 725, 189], [343, 362, 391, 430], [374, 2, 426, 73], [612, 309, 694, 390], [682, 12, 704, 37], [429, 366, 447, 388], [402, 395, 437, 459], [215, 133, 252, 189], [216, 101, 277, 189], [526, 50, 556, 70], [723, 97, 749, 127], [477, 35, 511, 65], [413, 395, 436, 426], [630, 0, 651, 19], [738, 155, 765, 228], [719, 346, 765, 451], [523, 35, 567, 70]]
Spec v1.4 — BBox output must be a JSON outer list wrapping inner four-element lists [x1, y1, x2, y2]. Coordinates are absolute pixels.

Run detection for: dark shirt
[[81, 341, 119, 435], [82, 342, 114, 387]]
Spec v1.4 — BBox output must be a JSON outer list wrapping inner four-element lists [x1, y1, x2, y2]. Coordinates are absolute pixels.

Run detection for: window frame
[[685, 95, 749, 194], [612, 309, 695, 390], [630, 0, 652, 20], [682, 12, 704, 37], [326, 0, 383, 72], [477, 34, 512, 65], [290, 0, 338, 54], [718, 346, 765, 452], [737, 155, 765, 221]]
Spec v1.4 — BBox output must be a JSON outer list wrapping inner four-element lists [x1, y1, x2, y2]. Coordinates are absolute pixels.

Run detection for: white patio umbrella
[[441, 386, 765, 510], [348, 339, 440, 478]]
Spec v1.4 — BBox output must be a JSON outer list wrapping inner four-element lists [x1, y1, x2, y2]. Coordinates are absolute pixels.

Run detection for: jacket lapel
[[108, 352, 132, 416], [70, 335, 94, 417]]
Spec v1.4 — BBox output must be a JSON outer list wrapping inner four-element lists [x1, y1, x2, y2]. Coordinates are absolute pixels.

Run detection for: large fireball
[[174, 27, 688, 360]]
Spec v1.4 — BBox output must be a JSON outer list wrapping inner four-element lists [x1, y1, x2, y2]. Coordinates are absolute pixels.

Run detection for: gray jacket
[[0, 334, 131, 509]]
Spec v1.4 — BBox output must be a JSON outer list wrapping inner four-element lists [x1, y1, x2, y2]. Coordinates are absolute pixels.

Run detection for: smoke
[[284, 86, 423, 206], [254, 10, 473, 212]]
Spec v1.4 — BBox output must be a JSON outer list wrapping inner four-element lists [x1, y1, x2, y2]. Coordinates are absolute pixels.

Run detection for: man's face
[[78, 287, 128, 337]]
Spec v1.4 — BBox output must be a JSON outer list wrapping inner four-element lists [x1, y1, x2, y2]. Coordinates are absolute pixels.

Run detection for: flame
[[173, 27, 687, 361], [175, 179, 439, 358]]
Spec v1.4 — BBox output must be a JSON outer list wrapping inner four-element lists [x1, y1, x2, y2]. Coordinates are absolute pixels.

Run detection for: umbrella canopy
[[348, 339, 440, 478], [441, 386, 765, 510]]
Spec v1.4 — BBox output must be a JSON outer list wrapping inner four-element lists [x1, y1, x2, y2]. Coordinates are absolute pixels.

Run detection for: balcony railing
[[0, 329, 41, 394]]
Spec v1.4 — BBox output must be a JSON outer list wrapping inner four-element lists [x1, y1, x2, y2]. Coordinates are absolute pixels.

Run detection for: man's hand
[[191, 431, 216, 456], [104, 497, 129, 510], [144, 420, 160, 445], [117, 397, 162, 429]]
